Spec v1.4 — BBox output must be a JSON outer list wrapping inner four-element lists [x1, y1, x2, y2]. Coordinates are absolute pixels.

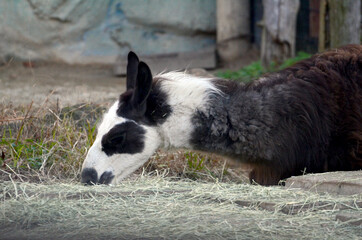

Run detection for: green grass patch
[[0, 103, 100, 181], [217, 52, 312, 83]]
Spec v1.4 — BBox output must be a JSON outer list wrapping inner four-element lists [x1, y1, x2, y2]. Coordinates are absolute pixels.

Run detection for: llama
[[81, 45, 362, 185]]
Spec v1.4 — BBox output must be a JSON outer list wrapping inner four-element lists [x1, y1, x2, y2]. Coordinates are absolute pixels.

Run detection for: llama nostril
[[81, 168, 98, 185], [98, 171, 115, 185]]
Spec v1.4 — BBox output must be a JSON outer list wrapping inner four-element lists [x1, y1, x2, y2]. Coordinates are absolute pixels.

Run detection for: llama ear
[[132, 61, 152, 107], [126, 51, 139, 90]]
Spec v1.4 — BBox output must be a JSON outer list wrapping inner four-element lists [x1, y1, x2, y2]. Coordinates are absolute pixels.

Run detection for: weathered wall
[[0, 0, 216, 64]]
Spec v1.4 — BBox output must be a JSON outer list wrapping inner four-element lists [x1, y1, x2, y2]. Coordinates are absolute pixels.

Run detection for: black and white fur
[[81, 46, 362, 185]]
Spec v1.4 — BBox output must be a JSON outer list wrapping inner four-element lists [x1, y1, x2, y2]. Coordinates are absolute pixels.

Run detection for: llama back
[[192, 45, 362, 185], [283, 44, 362, 170]]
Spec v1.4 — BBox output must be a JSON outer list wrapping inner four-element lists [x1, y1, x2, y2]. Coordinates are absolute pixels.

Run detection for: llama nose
[[81, 168, 98, 185], [99, 171, 115, 184]]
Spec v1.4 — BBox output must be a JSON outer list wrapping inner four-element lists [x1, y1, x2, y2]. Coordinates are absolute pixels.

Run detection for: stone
[[113, 47, 216, 76], [285, 171, 362, 195], [186, 68, 214, 78], [0, 0, 216, 64]]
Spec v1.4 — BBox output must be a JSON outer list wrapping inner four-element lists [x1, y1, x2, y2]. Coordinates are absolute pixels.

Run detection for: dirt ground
[[0, 62, 124, 108], [0, 50, 258, 107]]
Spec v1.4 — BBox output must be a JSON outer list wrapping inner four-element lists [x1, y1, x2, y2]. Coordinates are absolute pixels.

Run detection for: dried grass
[[1, 176, 361, 240], [0, 102, 100, 182], [0, 102, 249, 184]]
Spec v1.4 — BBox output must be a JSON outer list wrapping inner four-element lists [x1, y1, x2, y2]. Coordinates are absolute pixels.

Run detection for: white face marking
[[81, 71, 221, 184], [81, 101, 161, 184], [96, 101, 125, 138]]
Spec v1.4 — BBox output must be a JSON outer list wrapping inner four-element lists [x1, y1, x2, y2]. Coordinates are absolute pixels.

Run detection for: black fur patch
[[101, 121, 146, 156], [191, 45, 362, 185], [117, 79, 172, 125]]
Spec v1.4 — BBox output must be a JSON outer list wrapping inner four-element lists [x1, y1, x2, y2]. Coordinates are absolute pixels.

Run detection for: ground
[[0, 62, 123, 107], [1, 178, 361, 240], [0, 62, 361, 239]]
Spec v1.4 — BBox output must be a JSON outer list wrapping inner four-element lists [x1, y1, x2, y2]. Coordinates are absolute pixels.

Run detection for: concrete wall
[[0, 0, 216, 64]]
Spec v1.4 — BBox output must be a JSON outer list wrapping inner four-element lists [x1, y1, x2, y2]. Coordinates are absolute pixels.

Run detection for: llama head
[[81, 52, 161, 185]]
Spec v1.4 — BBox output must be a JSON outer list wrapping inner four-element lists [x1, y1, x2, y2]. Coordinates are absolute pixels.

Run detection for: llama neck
[[188, 79, 274, 161], [155, 74, 275, 161]]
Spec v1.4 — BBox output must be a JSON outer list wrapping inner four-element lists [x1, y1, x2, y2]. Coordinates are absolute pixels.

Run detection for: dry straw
[[1, 175, 361, 240]]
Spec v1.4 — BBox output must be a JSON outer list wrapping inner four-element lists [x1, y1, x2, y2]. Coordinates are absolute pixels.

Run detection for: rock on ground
[[285, 171, 362, 195]]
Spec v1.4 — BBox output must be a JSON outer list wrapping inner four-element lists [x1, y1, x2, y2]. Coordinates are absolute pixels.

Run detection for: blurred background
[[0, 0, 360, 72]]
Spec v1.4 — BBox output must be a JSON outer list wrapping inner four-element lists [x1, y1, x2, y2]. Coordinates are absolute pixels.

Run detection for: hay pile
[[1, 176, 361, 240]]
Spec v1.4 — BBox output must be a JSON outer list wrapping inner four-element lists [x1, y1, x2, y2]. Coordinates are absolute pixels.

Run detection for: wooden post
[[319, 0, 361, 51], [261, 0, 300, 68], [318, 0, 328, 52], [216, 0, 250, 65]]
